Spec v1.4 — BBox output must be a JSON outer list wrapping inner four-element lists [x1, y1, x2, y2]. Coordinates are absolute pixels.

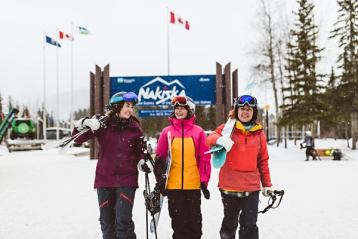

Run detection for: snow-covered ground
[[0, 139, 357, 239]]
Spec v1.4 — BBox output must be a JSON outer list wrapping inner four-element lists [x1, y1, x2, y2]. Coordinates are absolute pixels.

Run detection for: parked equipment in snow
[[6, 117, 45, 152], [10, 118, 36, 140], [0, 108, 19, 143]]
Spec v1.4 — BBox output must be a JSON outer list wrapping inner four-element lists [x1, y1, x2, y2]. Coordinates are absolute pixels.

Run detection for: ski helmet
[[108, 91, 138, 113], [109, 91, 138, 105], [233, 94, 258, 123], [171, 96, 195, 118]]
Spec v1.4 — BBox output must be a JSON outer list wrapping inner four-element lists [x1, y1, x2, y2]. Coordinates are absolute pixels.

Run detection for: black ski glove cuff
[[200, 182, 210, 200]]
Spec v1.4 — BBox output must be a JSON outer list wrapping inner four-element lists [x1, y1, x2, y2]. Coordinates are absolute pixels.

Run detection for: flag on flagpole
[[59, 31, 74, 41], [170, 11, 190, 30], [77, 26, 90, 35], [45, 35, 61, 47]]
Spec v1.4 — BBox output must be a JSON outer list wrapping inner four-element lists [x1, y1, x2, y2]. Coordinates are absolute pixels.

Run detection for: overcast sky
[[0, 0, 338, 119]]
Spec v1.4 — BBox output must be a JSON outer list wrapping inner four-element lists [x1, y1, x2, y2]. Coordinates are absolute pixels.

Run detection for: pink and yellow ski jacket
[[156, 116, 211, 189]]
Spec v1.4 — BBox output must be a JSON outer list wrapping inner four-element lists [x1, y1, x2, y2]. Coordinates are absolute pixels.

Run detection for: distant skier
[[300, 131, 316, 161], [154, 96, 211, 239], [73, 91, 153, 239], [206, 95, 273, 239]]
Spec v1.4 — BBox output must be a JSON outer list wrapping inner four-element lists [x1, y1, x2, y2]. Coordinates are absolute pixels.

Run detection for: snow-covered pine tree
[[330, 0, 358, 148], [280, 0, 326, 133]]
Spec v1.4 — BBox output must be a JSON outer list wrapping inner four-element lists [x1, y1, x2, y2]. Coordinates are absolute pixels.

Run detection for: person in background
[[300, 131, 316, 161], [73, 91, 153, 239], [206, 94, 272, 239], [154, 96, 211, 239]]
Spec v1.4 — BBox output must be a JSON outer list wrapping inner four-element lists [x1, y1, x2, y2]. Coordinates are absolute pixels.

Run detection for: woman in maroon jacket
[[73, 91, 152, 239]]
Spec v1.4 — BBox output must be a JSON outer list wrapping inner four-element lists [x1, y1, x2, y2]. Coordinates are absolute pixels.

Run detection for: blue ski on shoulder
[[205, 118, 236, 168]]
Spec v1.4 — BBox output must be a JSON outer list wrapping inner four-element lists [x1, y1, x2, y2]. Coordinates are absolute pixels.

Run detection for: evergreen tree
[[73, 108, 90, 120], [321, 68, 342, 136], [8, 96, 13, 110], [330, 0, 358, 148], [22, 106, 31, 118], [195, 106, 207, 130], [280, 0, 326, 129], [207, 105, 217, 129]]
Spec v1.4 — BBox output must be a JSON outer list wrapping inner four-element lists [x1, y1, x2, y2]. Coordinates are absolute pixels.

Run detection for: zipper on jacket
[[181, 121, 184, 190]]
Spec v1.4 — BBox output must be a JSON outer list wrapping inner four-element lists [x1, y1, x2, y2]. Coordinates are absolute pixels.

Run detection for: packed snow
[[0, 139, 357, 239]]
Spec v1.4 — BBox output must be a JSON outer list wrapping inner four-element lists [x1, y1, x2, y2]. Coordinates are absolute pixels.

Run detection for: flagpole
[[42, 33, 47, 141], [166, 8, 170, 75], [70, 22, 74, 131], [56, 27, 60, 140]]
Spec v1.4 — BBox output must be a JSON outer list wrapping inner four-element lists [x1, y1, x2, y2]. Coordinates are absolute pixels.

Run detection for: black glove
[[155, 180, 167, 196], [143, 188, 161, 215], [154, 156, 166, 179], [200, 182, 210, 200], [137, 159, 153, 174]]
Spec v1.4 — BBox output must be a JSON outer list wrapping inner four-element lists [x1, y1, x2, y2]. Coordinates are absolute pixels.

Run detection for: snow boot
[[239, 225, 259, 239]]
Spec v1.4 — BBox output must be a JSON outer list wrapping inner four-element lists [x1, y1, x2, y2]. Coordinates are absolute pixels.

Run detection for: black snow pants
[[219, 191, 259, 239], [97, 187, 136, 239], [167, 189, 202, 239]]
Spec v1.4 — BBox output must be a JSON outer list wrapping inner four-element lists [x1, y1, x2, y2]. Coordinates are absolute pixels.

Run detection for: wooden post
[[102, 64, 110, 111], [94, 65, 102, 115], [216, 62, 224, 126], [224, 63, 231, 117], [90, 72, 95, 159], [232, 69, 238, 99]]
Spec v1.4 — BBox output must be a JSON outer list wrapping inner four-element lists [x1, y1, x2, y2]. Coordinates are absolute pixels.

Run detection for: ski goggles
[[110, 92, 139, 105], [234, 95, 257, 107], [171, 96, 189, 107]]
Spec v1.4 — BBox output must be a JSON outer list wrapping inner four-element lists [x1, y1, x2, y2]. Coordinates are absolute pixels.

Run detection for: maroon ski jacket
[[73, 116, 144, 188]]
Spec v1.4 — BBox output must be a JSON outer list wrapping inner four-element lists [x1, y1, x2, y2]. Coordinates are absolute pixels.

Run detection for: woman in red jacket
[[206, 95, 272, 239]]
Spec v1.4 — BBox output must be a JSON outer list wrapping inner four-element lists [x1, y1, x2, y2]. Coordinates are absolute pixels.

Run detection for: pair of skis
[[149, 131, 172, 234], [58, 115, 108, 154]]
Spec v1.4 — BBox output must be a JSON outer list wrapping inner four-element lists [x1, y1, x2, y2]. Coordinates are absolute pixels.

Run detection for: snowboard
[[150, 131, 172, 233], [205, 118, 236, 168]]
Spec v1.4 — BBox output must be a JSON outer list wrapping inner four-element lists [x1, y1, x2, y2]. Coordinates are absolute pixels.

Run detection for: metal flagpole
[[56, 28, 60, 140], [70, 22, 74, 131], [166, 8, 170, 75], [42, 33, 47, 140]]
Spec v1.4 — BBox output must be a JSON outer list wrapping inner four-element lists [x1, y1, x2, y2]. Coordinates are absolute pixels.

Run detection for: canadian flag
[[59, 31, 74, 41], [170, 11, 190, 30]]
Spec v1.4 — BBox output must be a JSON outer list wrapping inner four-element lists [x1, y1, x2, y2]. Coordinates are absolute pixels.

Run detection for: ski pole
[[145, 174, 149, 239], [258, 190, 285, 214], [144, 173, 158, 239]]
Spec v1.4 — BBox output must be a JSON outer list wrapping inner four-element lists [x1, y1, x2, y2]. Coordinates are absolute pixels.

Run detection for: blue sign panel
[[110, 75, 216, 106], [139, 110, 173, 117]]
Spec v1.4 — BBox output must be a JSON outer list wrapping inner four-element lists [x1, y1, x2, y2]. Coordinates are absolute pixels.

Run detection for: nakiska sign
[[110, 75, 216, 106]]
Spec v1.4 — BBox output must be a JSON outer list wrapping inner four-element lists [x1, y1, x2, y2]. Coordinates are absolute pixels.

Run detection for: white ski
[[150, 131, 172, 233]]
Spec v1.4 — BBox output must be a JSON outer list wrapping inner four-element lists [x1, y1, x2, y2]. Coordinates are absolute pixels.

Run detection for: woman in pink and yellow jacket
[[154, 96, 211, 239], [206, 95, 272, 239]]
